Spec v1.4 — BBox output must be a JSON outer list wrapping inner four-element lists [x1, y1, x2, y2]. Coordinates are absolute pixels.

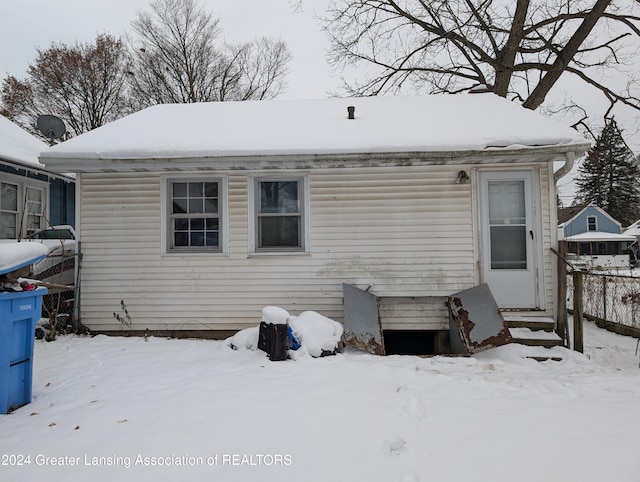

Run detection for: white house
[[39, 94, 590, 346]]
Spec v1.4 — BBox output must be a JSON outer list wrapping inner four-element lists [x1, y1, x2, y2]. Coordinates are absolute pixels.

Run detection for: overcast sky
[[0, 0, 338, 100], [1, 0, 639, 151]]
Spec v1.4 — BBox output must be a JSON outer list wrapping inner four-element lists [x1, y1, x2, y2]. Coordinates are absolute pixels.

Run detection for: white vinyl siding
[[539, 165, 554, 317], [76, 161, 555, 332], [378, 297, 448, 330]]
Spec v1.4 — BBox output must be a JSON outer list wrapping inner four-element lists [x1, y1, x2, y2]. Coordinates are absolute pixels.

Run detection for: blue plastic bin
[[0, 287, 47, 414]]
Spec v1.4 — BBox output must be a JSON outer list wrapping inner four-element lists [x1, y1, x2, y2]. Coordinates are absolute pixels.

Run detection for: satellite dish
[[36, 115, 66, 141]]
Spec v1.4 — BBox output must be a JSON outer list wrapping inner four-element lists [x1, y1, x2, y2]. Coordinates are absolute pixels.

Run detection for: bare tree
[[219, 38, 292, 101], [1, 34, 132, 137], [323, 0, 640, 116], [128, 0, 291, 105]]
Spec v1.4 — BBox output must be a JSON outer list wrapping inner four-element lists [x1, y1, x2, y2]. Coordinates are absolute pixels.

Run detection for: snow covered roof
[[0, 115, 48, 167], [564, 232, 637, 243], [623, 220, 640, 237], [40, 94, 590, 171]]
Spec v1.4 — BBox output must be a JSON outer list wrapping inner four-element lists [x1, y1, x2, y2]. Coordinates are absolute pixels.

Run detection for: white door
[[478, 170, 538, 309]]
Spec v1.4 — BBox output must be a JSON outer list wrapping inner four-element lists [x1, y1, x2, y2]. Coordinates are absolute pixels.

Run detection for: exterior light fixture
[[456, 170, 470, 184]]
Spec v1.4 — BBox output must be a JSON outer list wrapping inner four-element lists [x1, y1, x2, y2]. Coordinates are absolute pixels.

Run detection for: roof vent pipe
[[347, 106, 355, 119]]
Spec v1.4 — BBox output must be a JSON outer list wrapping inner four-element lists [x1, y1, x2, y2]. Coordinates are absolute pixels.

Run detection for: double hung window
[[168, 180, 221, 252], [0, 181, 45, 239], [25, 187, 44, 235], [0, 182, 18, 239], [253, 177, 306, 252]]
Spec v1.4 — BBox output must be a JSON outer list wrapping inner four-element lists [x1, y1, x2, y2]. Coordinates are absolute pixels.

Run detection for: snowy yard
[[1, 320, 639, 482]]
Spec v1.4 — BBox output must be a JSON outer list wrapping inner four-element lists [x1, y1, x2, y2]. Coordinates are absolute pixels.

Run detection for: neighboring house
[[558, 204, 635, 268], [0, 115, 75, 240], [40, 94, 590, 342]]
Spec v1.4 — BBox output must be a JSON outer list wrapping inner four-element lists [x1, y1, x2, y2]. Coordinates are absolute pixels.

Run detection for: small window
[[167, 180, 221, 252], [253, 177, 307, 252], [0, 181, 48, 240], [587, 216, 597, 231]]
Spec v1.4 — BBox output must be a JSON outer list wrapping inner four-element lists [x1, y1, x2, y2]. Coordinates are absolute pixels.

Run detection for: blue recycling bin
[[0, 288, 47, 414]]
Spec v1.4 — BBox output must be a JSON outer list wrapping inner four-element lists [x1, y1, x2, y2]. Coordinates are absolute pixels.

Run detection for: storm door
[[478, 170, 538, 309]]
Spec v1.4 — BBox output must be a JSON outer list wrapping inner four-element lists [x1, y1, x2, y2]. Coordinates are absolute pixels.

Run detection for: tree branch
[[523, 0, 613, 109]]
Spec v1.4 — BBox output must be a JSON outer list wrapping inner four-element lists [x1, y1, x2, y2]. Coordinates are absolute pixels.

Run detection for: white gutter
[[1, 158, 75, 182]]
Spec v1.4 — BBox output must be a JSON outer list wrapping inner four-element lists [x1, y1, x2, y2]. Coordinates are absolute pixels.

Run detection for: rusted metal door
[[342, 283, 385, 355], [448, 283, 513, 355]]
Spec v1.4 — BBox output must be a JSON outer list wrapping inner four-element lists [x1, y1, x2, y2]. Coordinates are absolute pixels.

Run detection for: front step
[[508, 327, 564, 348], [502, 315, 565, 352], [503, 315, 555, 332]]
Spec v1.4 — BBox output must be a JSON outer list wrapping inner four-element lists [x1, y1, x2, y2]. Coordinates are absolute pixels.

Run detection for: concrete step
[[508, 327, 564, 348], [503, 315, 555, 332]]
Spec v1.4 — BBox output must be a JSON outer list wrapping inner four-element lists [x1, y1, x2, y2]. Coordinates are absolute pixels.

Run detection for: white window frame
[[587, 215, 597, 232], [248, 174, 310, 255], [0, 180, 19, 239], [161, 176, 228, 255], [0, 176, 48, 240], [24, 186, 45, 236]]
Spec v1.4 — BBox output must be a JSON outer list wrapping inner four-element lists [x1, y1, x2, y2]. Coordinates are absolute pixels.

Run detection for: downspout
[[553, 150, 575, 341], [554, 151, 575, 182]]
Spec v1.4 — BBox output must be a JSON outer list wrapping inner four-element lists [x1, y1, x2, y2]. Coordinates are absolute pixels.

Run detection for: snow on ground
[[1, 320, 639, 482]]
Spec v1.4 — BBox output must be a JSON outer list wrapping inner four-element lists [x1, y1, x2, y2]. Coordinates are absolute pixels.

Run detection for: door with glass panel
[[479, 170, 537, 309]]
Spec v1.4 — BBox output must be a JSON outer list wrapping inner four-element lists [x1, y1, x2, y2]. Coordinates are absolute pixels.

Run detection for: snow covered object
[[225, 306, 343, 360], [23, 226, 76, 289], [261, 306, 289, 324], [0, 242, 49, 275], [0, 242, 49, 291], [287, 311, 343, 358]]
